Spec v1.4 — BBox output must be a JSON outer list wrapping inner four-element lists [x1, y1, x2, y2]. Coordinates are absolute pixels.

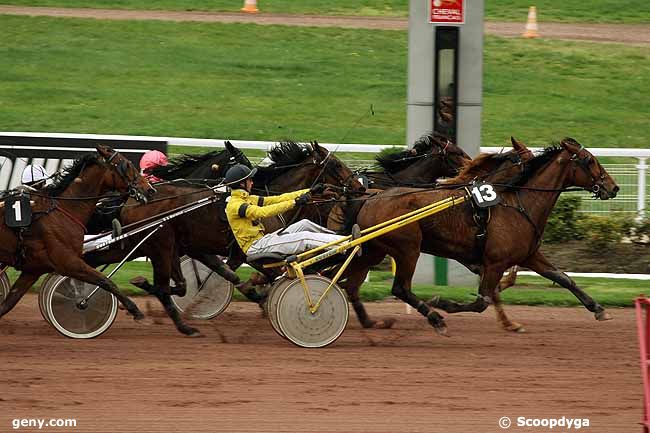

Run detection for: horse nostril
[[613, 185, 620, 193]]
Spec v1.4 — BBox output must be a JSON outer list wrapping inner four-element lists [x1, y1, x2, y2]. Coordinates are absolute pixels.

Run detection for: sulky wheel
[[0, 269, 9, 305], [265, 278, 291, 338], [276, 275, 349, 348], [38, 273, 59, 324], [41, 275, 118, 339], [171, 256, 233, 320]]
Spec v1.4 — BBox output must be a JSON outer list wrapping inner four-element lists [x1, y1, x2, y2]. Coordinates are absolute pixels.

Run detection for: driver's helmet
[[224, 164, 257, 186], [21, 164, 49, 188]]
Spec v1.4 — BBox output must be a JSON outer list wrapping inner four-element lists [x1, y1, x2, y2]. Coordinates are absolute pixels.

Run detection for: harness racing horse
[[0, 145, 155, 321], [362, 132, 470, 189], [339, 138, 618, 335], [327, 138, 531, 329], [88, 140, 362, 336], [82, 144, 252, 336]]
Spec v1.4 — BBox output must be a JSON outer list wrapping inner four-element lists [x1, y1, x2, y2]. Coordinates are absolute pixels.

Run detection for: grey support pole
[[407, 0, 484, 286], [456, 0, 484, 158], [406, 0, 435, 146]]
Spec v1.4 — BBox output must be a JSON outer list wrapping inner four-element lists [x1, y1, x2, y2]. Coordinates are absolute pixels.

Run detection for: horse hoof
[[186, 329, 204, 338], [506, 323, 526, 333], [595, 310, 613, 321], [428, 295, 440, 307], [373, 318, 396, 329], [129, 276, 148, 289], [132, 311, 146, 321], [434, 323, 450, 337]]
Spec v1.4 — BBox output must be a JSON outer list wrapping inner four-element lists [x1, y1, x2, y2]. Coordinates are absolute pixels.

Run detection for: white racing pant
[[247, 219, 344, 257]]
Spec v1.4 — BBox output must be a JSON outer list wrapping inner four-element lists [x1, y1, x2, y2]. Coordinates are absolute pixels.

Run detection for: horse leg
[[427, 260, 491, 314], [192, 254, 240, 285], [492, 289, 526, 333], [472, 266, 527, 333], [337, 249, 394, 329], [148, 254, 202, 337], [223, 255, 268, 303], [169, 251, 187, 297], [391, 253, 448, 336], [522, 251, 610, 321], [0, 272, 41, 319], [344, 267, 396, 330], [498, 266, 519, 291]]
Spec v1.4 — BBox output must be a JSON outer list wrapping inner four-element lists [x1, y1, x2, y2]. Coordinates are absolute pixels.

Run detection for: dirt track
[[0, 5, 649, 45], [0, 294, 641, 432]]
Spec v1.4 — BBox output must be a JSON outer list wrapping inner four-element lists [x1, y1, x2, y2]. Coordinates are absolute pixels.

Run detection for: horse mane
[[505, 144, 563, 188], [374, 131, 452, 174], [375, 147, 417, 174], [254, 140, 314, 183], [444, 151, 516, 184], [150, 150, 232, 180], [412, 131, 451, 154], [267, 140, 312, 167], [45, 154, 101, 197]]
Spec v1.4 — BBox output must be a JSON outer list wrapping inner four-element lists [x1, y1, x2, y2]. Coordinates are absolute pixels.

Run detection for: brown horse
[[332, 138, 532, 329], [338, 138, 618, 335], [0, 145, 155, 321]]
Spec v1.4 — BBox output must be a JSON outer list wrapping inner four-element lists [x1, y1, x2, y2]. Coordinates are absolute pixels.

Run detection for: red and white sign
[[430, 0, 465, 24]]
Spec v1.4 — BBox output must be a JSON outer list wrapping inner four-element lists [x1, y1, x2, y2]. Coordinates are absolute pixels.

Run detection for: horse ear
[[560, 137, 580, 152], [311, 141, 321, 151], [510, 136, 529, 152], [95, 144, 113, 158], [224, 140, 235, 152]]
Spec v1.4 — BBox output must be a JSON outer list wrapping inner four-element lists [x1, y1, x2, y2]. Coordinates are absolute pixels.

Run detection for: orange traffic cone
[[241, 0, 259, 13], [522, 6, 540, 38]]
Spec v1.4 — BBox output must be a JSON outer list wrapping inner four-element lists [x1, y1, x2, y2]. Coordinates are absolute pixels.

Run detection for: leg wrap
[[416, 301, 429, 316]]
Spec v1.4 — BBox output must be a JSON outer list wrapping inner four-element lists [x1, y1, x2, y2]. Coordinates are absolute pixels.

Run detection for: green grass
[[2, 0, 649, 23], [1, 16, 649, 150], [360, 271, 648, 307], [10, 264, 646, 307]]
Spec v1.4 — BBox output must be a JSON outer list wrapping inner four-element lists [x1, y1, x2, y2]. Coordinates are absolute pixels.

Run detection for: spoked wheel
[[276, 275, 349, 348], [0, 270, 10, 305], [171, 256, 233, 320], [265, 278, 291, 338], [41, 275, 118, 339]]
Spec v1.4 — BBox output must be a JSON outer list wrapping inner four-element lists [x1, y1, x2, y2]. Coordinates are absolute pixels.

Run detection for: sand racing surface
[[0, 295, 642, 432]]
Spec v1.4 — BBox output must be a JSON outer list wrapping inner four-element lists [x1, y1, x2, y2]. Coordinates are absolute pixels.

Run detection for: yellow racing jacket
[[225, 188, 309, 253]]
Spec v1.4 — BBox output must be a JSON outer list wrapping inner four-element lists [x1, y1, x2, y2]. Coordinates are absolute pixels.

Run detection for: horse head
[[95, 145, 155, 203], [309, 141, 364, 193], [412, 132, 471, 176], [560, 138, 619, 200]]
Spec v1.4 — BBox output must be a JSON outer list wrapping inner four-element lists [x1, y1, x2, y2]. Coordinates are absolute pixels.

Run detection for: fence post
[[637, 157, 647, 221]]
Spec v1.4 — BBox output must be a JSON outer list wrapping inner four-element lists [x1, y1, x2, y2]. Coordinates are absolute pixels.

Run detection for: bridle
[[106, 151, 151, 203], [568, 145, 607, 196]]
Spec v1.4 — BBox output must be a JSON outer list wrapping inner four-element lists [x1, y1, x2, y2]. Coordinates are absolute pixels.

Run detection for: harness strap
[[54, 202, 87, 234]]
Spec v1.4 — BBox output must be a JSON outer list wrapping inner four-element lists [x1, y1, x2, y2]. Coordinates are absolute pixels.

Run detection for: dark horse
[[88, 140, 361, 336], [362, 132, 470, 189], [83, 144, 252, 336], [337, 138, 618, 335], [0, 145, 155, 321]]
